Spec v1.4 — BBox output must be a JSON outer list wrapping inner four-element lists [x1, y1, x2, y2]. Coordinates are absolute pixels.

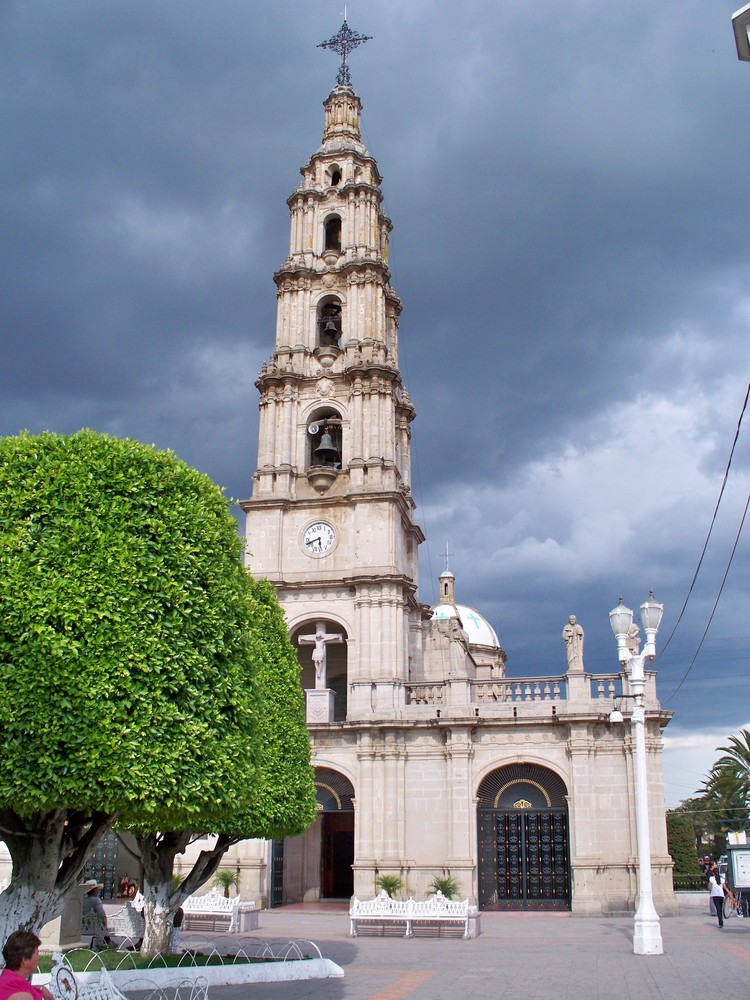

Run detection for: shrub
[[427, 874, 462, 899], [374, 873, 405, 897]]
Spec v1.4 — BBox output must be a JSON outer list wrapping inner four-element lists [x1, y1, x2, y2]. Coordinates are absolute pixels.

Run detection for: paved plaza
[[197, 904, 750, 1000]]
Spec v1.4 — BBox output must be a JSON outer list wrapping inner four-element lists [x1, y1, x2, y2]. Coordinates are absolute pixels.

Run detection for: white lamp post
[[609, 593, 664, 956], [732, 2, 750, 61]]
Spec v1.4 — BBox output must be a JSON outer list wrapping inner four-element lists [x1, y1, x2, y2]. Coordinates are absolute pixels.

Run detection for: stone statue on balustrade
[[562, 615, 585, 672]]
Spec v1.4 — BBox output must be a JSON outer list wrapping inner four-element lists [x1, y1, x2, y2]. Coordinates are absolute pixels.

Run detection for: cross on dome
[[318, 18, 372, 86], [441, 541, 454, 573]]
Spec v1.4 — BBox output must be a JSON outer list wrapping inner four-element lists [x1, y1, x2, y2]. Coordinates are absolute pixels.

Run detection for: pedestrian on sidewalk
[[708, 865, 726, 928]]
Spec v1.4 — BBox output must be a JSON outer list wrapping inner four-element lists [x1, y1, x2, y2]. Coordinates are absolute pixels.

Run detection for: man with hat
[[80, 878, 112, 949]]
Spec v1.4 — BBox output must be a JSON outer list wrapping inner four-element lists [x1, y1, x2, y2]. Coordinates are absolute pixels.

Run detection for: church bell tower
[[242, 21, 425, 724]]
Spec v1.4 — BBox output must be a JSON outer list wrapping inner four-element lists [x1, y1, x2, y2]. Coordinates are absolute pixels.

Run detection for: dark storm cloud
[[1, 0, 748, 804]]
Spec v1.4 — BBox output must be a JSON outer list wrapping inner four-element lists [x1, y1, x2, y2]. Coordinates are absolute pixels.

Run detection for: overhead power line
[[659, 382, 749, 660], [662, 491, 749, 706], [658, 382, 749, 660]]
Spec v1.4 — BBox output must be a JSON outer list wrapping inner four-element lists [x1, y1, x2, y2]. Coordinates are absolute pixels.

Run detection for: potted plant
[[427, 874, 462, 900], [212, 868, 240, 898], [374, 873, 405, 898]]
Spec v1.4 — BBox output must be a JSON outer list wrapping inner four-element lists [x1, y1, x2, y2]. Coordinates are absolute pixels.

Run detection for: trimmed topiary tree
[[0, 430, 292, 940], [134, 576, 317, 955]]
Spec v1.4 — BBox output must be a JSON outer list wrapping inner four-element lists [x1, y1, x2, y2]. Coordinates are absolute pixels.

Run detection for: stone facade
[[230, 79, 678, 917], [0, 79, 678, 921]]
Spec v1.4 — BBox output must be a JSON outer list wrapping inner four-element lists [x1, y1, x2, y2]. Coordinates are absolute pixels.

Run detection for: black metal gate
[[478, 809, 570, 910], [83, 830, 119, 900], [476, 763, 570, 911], [269, 840, 284, 908]]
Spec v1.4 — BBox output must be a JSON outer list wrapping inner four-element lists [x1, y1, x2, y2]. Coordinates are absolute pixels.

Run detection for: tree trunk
[[137, 832, 240, 956], [140, 880, 175, 956], [0, 808, 116, 942]]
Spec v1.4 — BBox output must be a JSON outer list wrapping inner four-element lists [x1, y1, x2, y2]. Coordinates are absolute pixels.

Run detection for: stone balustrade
[[473, 678, 567, 703], [404, 672, 652, 710]]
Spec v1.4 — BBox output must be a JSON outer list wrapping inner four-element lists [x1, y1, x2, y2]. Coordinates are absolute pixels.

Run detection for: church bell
[[315, 429, 339, 464]]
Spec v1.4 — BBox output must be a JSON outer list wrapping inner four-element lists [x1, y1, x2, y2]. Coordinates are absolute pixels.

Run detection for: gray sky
[[2, 1, 748, 807]]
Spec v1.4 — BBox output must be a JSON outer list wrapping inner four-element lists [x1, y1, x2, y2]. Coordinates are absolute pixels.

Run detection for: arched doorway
[[317, 768, 355, 899], [276, 767, 355, 903], [477, 763, 570, 911]]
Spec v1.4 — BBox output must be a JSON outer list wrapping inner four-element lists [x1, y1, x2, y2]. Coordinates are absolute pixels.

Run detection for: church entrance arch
[[317, 768, 355, 899], [277, 767, 355, 903], [477, 763, 570, 911]]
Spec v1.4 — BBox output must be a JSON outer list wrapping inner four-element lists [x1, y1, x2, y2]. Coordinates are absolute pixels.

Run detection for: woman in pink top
[[0, 931, 53, 1000]]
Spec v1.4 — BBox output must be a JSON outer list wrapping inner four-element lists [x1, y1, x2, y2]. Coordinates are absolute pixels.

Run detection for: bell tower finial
[[439, 543, 456, 604], [442, 541, 454, 574], [318, 17, 372, 87]]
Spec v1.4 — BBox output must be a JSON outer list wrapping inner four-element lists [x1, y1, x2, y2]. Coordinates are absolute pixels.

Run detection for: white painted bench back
[[182, 887, 240, 915], [108, 901, 145, 940], [50, 956, 128, 1000]]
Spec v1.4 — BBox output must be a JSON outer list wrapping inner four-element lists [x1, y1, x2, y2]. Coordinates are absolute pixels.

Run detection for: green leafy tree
[[669, 794, 726, 858], [133, 578, 316, 955], [666, 811, 700, 878], [0, 430, 265, 940]]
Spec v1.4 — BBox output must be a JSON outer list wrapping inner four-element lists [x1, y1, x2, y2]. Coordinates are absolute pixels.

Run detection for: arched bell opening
[[477, 763, 570, 911], [306, 409, 343, 470], [324, 214, 342, 252], [292, 618, 349, 721], [326, 163, 343, 187], [317, 296, 342, 349]]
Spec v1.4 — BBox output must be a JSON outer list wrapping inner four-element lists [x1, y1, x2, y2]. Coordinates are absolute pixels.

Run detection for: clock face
[[302, 521, 336, 556]]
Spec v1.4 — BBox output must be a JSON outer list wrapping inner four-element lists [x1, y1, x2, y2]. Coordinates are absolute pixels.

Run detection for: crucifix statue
[[318, 18, 372, 87], [298, 621, 344, 690]]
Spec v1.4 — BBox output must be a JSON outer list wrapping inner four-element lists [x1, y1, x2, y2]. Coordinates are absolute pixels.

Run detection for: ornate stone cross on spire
[[318, 18, 372, 86]]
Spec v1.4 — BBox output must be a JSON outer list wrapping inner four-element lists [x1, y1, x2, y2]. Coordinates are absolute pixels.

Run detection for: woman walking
[[708, 864, 726, 928]]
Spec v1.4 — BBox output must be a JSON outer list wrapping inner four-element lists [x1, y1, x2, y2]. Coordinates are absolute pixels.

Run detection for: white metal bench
[[107, 901, 145, 948], [49, 954, 128, 1000], [80, 910, 110, 950], [181, 888, 241, 931], [349, 890, 477, 938], [410, 892, 476, 937]]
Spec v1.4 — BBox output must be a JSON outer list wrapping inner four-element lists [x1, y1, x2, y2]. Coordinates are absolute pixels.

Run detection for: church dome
[[430, 569, 501, 649], [430, 601, 500, 648]]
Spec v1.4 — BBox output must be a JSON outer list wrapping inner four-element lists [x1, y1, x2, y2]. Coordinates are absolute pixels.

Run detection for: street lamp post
[[609, 593, 664, 956], [732, 2, 750, 61]]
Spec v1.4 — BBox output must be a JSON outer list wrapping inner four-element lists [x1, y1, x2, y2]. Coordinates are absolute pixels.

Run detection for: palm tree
[[374, 873, 405, 898], [212, 868, 240, 898], [427, 874, 462, 900], [704, 730, 750, 831]]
